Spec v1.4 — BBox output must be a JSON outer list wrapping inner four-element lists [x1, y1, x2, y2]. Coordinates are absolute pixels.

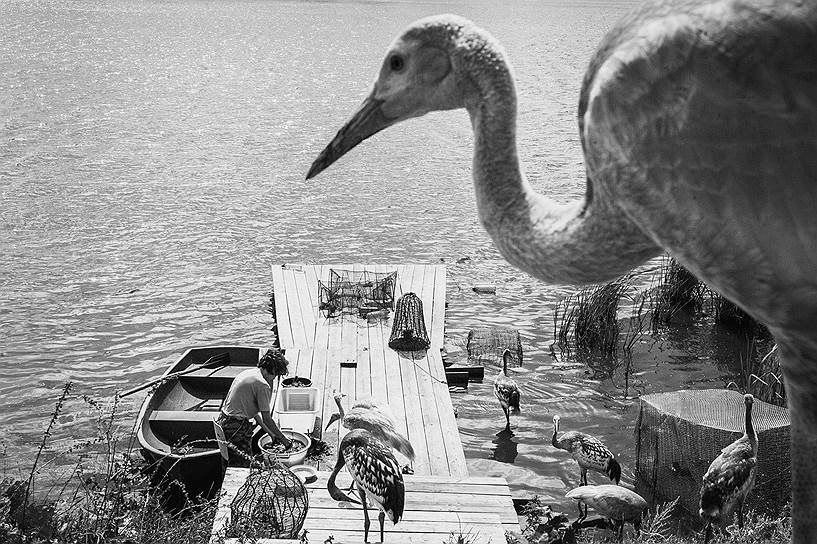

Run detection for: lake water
[[1, 0, 748, 512]]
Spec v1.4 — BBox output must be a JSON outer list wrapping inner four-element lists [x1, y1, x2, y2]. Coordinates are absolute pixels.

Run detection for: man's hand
[[277, 434, 293, 451]]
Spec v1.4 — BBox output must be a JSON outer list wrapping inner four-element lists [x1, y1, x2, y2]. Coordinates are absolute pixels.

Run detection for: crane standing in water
[[306, 3, 817, 541], [493, 349, 520, 433]]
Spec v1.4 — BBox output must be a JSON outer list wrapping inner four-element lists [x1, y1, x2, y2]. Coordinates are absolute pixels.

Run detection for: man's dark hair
[[258, 349, 288, 377]]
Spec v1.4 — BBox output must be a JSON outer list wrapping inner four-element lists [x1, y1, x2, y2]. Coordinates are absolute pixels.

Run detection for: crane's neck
[[327, 448, 358, 503], [334, 396, 346, 418], [744, 401, 757, 450], [459, 39, 660, 284]]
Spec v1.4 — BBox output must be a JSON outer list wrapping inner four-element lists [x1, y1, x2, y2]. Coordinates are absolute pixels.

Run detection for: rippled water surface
[[2, 0, 747, 510]]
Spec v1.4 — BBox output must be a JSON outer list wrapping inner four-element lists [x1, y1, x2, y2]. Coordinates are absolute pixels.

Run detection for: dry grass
[[1, 385, 219, 544]]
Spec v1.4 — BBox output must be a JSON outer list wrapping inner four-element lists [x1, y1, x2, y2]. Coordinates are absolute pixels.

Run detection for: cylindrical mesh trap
[[635, 389, 790, 522], [228, 465, 309, 539], [466, 327, 523, 367], [389, 292, 430, 351]]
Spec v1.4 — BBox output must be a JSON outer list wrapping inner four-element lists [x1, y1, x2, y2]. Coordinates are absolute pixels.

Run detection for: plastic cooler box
[[274, 387, 319, 434]]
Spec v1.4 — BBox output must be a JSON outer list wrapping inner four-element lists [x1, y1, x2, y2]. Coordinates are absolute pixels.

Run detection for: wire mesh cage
[[318, 269, 397, 318], [388, 292, 430, 351], [228, 464, 309, 539], [466, 327, 523, 367], [634, 389, 790, 522]]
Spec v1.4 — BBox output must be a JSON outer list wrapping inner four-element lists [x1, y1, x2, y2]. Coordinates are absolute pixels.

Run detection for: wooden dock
[[210, 264, 518, 543]]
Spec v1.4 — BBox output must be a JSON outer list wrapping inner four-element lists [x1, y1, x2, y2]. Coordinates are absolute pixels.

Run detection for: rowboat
[[134, 345, 269, 500]]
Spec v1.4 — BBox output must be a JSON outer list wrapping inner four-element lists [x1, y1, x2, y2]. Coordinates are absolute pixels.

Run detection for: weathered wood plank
[[431, 265, 446, 347], [412, 350, 448, 476], [399, 351, 431, 475], [282, 267, 309, 347], [270, 265, 294, 349], [293, 266, 317, 345], [428, 349, 469, 477]]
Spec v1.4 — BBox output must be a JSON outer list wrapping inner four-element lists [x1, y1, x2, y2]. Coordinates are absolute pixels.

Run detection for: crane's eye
[[389, 54, 405, 72]]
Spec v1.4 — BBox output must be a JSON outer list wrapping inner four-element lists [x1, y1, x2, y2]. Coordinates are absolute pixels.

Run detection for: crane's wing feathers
[[343, 434, 406, 522], [701, 438, 757, 509]]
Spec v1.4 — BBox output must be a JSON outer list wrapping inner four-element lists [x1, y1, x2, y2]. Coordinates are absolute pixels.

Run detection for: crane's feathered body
[[327, 429, 405, 542], [552, 415, 621, 486], [493, 349, 520, 432], [327, 392, 415, 463], [307, 2, 817, 541], [566, 484, 647, 539], [699, 394, 758, 542]]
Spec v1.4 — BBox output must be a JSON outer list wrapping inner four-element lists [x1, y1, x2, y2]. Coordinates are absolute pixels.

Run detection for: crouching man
[[217, 348, 293, 467]]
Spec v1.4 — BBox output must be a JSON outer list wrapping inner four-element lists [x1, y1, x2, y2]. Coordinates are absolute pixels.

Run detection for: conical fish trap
[[228, 464, 309, 539], [389, 292, 430, 351]]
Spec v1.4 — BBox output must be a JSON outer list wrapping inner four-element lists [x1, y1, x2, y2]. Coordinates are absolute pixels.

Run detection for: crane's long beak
[[306, 91, 392, 179], [325, 412, 341, 431]]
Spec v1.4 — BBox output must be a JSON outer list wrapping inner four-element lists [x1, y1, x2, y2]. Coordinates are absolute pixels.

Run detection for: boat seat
[[149, 410, 220, 423]]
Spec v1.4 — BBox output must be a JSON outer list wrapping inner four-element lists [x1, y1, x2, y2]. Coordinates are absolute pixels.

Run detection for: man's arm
[[255, 411, 293, 450]]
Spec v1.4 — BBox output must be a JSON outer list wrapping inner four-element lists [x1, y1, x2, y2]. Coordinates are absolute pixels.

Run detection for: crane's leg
[[359, 487, 370, 542], [737, 498, 745, 529], [703, 520, 713, 544], [379, 511, 386, 543], [616, 520, 624, 542], [579, 469, 588, 518]]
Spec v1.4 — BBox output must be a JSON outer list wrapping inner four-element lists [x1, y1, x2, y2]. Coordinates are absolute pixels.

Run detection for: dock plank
[[211, 469, 518, 544], [271, 266, 294, 349]]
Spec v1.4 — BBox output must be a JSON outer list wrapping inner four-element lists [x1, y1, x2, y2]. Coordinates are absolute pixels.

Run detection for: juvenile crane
[[493, 349, 520, 432], [566, 484, 647, 542], [325, 391, 415, 470], [327, 428, 405, 543], [552, 414, 621, 486], [552, 414, 621, 518], [306, 5, 817, 540], [699, 393, 759, 543]]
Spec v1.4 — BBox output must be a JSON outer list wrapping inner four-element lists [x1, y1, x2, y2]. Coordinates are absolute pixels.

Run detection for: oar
[[120, 352, 231, 398]]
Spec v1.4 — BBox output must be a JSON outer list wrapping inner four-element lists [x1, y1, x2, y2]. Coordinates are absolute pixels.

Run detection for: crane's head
[[306, 14, 493, 179], [744, 393, 754, 407]]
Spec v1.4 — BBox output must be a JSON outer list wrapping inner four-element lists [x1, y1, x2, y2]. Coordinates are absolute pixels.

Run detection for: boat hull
[[135, 345, 268, 500]]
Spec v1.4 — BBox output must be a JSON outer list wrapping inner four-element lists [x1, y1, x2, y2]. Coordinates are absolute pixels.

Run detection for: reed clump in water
[[641, 255, 708, 332], [554, 277, 632, 359], [1, 384, 218, 544]]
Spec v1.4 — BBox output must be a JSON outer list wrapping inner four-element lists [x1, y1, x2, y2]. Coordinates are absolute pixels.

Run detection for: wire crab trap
[[318, 269, 397, 318], [228, 464, 309, 539]]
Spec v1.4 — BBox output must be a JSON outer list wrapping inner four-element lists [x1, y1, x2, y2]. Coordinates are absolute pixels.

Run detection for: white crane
[[306, 6, 817, 541]]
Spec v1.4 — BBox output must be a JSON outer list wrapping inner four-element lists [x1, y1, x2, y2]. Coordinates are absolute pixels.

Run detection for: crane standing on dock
[[493, 349, 521, 433], [326, 391, 415, 473], [699, 393, 759, 543], [327, 428, 406, 543]]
